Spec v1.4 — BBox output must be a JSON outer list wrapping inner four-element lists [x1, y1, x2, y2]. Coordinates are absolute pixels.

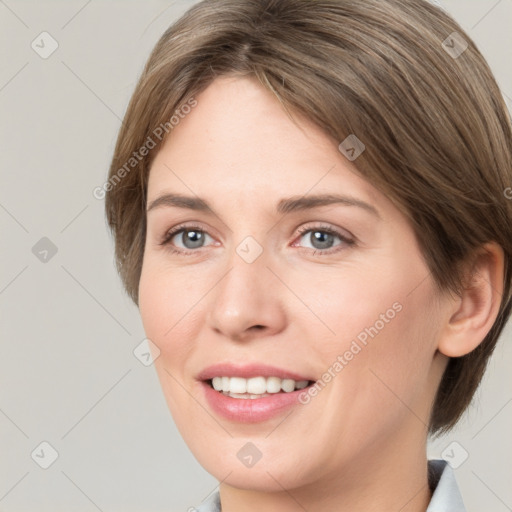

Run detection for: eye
[[293, 224, 355, 254], [160, 224, 215, 254], [159, 222, 355, 256]]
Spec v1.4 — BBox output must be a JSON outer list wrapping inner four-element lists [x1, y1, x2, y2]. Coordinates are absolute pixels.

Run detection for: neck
[[219, 427, 432, 512]]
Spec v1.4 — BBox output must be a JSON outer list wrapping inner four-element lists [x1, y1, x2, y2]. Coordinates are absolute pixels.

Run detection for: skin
[[138, 75, 504, 512]]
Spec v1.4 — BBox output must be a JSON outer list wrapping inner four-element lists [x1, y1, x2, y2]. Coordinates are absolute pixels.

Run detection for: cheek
[[139, 259, 202, 340], [342, 282, 440, 435], [308, 259, 439, 414], [138, 262, 201, 386], [298, 263, 407, 352], [138, 269, 169, 344], [138, 263, 203, 424]]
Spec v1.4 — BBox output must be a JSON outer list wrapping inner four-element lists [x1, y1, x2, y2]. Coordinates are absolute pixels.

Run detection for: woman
[[104, 0, 512, 510]]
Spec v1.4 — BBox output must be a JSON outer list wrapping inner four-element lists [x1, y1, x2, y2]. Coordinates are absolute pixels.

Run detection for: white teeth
[[209, 376, 310, 395], [246, 376, 267, 394], [229, 377, 247, 394], [281, 379, 295, 393], [224, 392, 273, 399], [266, 376, 282, 394], [212, 377, 223, 391]]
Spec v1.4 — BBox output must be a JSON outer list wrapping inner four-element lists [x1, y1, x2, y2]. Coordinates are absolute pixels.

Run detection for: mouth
[[200, 377, 317, 423], [197, 363, 318, 421], [204, 376, 316, 399]]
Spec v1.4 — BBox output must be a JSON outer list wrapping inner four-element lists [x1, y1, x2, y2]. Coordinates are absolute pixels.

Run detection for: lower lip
[[200, 381, 310, 423]]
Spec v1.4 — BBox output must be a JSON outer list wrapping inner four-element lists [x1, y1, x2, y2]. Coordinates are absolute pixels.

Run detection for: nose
[[206, 245, 287, 342]]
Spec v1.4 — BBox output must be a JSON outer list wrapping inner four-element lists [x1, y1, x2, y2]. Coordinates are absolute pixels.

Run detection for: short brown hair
[[104, 0, 512, 435]]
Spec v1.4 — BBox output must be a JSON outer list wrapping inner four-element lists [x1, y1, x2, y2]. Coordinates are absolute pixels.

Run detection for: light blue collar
[[426, 459, 466, 511]]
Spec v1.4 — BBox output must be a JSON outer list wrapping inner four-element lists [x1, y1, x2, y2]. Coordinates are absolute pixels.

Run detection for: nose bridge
[[206, 234, 285, 339], [221, 231, 271, 295]]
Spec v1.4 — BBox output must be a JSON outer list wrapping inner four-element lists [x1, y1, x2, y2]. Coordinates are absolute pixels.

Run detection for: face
[[139, 75, 449, 492]]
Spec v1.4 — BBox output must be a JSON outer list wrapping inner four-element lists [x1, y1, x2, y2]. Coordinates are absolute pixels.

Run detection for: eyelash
[[159, 223, 355, 256]]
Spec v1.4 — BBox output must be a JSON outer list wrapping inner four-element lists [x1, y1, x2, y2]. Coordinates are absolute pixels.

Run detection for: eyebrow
[[146, 192, 381, 218]]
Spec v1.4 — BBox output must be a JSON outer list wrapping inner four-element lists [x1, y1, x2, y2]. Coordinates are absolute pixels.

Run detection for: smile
[[208, 376, 312, 398]]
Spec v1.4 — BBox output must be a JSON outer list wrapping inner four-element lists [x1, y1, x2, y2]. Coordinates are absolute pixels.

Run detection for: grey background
[[0, 1, 511, 511]]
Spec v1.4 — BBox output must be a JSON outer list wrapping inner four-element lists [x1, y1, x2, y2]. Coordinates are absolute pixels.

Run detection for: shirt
[[193, 459, 466, 511]]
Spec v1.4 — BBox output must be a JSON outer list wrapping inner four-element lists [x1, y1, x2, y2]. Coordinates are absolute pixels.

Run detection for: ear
[[437, 242, 505, 358]]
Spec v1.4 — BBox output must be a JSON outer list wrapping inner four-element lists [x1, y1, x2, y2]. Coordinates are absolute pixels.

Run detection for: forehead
[[147, 75, 383, 213]]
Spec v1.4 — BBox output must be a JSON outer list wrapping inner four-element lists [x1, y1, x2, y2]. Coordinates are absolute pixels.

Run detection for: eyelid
[[294, 222, 355, 243]]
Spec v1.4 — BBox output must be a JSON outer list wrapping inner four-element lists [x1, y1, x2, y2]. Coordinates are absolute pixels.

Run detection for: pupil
[[311, 231, 333, 249], [184, 230, 204, 249]]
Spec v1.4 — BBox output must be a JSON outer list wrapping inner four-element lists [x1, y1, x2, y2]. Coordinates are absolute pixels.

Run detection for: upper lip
[[197, 363, 314, 382]]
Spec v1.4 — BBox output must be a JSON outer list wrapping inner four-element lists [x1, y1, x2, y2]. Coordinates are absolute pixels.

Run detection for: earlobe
[[438, 242, 504, 358]]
